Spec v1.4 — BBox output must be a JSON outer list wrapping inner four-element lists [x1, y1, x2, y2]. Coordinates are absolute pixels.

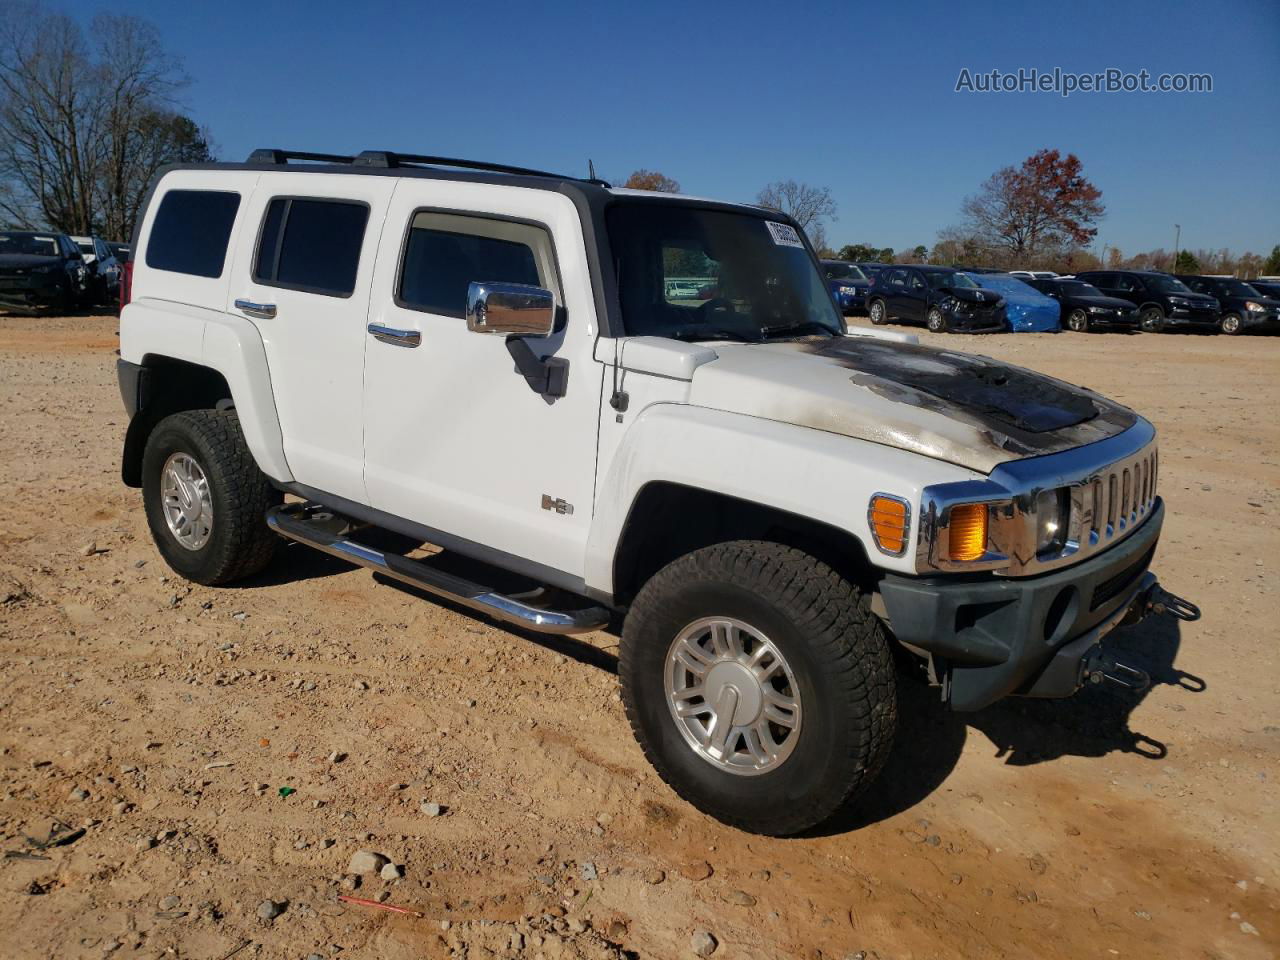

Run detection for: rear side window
[[254, 198, 369, 297], [145, 190, 241, 278], [397, 211, 557, 318]]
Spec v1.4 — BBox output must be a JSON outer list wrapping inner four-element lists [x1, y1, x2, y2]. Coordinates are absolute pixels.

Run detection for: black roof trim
[[245, 147, 610, 187], [246, 149, 356, 165]]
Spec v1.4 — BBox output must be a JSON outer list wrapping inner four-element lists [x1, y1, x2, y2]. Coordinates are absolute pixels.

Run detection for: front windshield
[[825, 262, 867, 281], [607, 203, 843, 341], [0, 233, 58, 257], [1060, 281, 1102, 297], [928, 271, 978, 290], [1145, 275, 1191, 294]]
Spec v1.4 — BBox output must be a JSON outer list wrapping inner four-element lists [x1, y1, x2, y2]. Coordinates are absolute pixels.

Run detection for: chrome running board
[[265, 503, 610, 635]]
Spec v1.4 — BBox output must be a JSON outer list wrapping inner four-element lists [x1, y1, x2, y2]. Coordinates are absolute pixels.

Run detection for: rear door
[[226, 174, 396, 505]]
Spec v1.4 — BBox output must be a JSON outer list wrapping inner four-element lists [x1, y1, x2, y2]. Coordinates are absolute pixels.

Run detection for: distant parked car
[[866, 265, 1007, 333], [106, 241, 131, 263], [1073, 270, 1219, 333], [1009, 270, 1059, 280], [962, 273, 1060, 332], [1174, 274, 1280, 335], [71, 234, 122, 305], [855, 262, 888, 284], [1025, 277, 1140, 332], [1248, 279, 1280, 300], [955, 265, 1003, 274], [820, 260, 871, 314], [0, 231, 91, 314]]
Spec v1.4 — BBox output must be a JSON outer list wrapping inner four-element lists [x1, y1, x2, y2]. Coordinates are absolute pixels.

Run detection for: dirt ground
[[0, 314, 1276, 960]]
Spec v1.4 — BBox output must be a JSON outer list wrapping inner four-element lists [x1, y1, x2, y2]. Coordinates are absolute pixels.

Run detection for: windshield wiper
[[669, 328, 760, 344], [760, 320, 838, 339]]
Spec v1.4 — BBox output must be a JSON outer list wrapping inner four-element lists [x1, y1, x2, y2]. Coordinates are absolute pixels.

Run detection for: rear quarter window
[[253, 198, 370, 297], [145, 190, 241, 278]]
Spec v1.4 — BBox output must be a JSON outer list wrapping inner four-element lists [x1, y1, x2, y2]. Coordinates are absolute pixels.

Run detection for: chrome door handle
[[367, 323, 421, 348], [234, 298, 277, 319]]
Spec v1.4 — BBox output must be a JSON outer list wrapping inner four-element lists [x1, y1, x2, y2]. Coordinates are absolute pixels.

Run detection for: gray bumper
[[880, 499, 1165, 711]]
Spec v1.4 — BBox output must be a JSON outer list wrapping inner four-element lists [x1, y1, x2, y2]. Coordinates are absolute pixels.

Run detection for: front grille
[[1090, 544, 1156, 611], [1080, 445, 1158, 549]]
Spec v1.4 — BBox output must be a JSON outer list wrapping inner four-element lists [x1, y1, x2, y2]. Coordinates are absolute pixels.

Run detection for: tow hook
[[1143, 583, 1201, 622], [1082, 648, 1150, 692]]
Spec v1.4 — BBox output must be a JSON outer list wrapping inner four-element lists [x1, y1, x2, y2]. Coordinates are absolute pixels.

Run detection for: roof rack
[[247, 149, 356, 165], [244, 147, 610, 187]]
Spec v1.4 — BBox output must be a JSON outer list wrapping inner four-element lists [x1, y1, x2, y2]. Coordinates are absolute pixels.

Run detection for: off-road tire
[[619, 541, 896, 836], [1218, 313, 1242, 335], [1066, 308, 1090, 333], [926, 306, 948, 333], [142, 409, 280, 585], [868, 299, 888, 325]]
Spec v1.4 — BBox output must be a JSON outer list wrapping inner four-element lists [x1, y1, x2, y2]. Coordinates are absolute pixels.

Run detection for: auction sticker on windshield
[[766, 221, 804, 248]]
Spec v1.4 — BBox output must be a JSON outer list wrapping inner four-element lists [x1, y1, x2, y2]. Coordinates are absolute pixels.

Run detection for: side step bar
[[265, 503, 611, 635]]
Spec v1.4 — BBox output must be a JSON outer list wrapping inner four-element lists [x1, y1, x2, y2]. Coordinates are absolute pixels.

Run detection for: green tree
[[1173, 250, 1200, 273], [1264, 244, 1280, 275]]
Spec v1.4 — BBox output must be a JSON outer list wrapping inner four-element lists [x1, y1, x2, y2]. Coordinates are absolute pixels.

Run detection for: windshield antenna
[[588, 159, 598, 181]]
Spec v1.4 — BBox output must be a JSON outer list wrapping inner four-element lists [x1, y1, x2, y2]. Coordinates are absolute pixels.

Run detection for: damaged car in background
[[116, 150, 1198, 836]]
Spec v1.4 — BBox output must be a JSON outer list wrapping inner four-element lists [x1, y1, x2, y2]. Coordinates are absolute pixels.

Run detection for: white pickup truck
[[116, 149, 1197, 835]]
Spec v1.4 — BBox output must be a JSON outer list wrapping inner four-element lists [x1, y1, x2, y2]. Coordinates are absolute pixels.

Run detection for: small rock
[[159, 895, 180, 910], [348, 850, 389, 875], [354, 680, 369, 690], [257, 899, 285, 920], [380, 862, 404, 881], [1240, 921, 1259, 936], [580, 861, 598, 882], [724, 889, 756, 907], [1029, 853, 1049, 875], [680, 860, 713, 881], [328, 751, 346, 764], [420, 802, 445, 817], [80, 542, 98, 557], [112, 801, 130, 816], [643, 868, 666, 885], [1134, 909, 1151, 920], [301, 681, 317, 692], [135, 836, 156, 851], [607, 919, 627, 939], [307, 955, 325, 960], [691, 929, 718, 957], [536, 874, 554, 887], [69, 787, 89, 801], [340, 875, 360, 891], [1236, 880, 1248, 891], [440, 920, 452, 931]]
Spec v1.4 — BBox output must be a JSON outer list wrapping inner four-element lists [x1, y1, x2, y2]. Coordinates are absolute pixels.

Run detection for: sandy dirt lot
[[0, 314, 1276, 960]]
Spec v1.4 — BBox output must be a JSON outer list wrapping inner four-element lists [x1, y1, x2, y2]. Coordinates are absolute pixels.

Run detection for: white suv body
[[116, 151, 1193, 835]]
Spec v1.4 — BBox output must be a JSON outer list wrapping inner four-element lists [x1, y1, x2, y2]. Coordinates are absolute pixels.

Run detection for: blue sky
[[73, 0, 1280, 255]]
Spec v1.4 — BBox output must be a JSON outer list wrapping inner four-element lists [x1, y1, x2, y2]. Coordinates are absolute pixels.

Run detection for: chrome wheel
[[160, 452, 213, 550], [1220, 314, 1241, 335], [869, 300, 885, 324], [926, 308, 946, 333], [1067, 309, 1089, 332], [665, 617, 802, 776]]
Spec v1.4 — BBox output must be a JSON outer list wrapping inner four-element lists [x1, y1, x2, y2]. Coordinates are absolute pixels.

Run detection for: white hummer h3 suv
[[116, 149, 1198, 836]]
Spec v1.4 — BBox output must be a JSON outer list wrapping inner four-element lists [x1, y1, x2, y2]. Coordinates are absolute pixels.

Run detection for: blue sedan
[[821, 260, 872, 315]]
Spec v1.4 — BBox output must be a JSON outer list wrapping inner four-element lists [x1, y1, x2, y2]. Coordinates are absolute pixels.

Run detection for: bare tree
[[755, 180, 837, 248], [623, 169, 680, 192], [0, 2, 204, 239]]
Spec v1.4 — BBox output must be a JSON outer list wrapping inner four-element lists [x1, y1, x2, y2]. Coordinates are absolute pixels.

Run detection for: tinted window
[[254, 198, 369, 297], [398, 212, 553, 318], [146, 190, 241, 278]]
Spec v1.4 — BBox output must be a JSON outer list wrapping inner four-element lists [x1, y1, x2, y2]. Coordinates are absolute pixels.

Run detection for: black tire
[[619, 541, 896, 836], [926, 306, 948, 333], [142, 409, 281, 586], [1139, 306, 1165, 333], [1218, 313, 1242, 335], [1066, 308, 1091, 333], [868, 299, 888, 325]]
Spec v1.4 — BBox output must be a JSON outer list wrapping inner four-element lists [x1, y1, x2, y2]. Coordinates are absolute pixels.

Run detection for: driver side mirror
[[466, 281, 556, 338]]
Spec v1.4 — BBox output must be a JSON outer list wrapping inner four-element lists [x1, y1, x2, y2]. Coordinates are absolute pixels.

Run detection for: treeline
[[0, 2, 212, 241]]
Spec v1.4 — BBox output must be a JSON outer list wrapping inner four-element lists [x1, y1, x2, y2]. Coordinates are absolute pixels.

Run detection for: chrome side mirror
[[466, 281, 556, 337]]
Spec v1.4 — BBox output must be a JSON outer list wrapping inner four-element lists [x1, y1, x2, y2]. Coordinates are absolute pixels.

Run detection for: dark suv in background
[[1174, 274, 1280, 335], [1025, 277, 1140, 332], [866, 264, 1006, 333], [820, 260, 871, 314], [0, 231, 90, 314], [1073, 270, 1219, 333]]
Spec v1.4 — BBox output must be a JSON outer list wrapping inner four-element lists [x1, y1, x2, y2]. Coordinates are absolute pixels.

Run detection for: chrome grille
[[1078, 445, 1158, 550]]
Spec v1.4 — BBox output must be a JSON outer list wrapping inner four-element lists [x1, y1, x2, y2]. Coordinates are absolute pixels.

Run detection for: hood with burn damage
[[687, 336, 1139, 474]]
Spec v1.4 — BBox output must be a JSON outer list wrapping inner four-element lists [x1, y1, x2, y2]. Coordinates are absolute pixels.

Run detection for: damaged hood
[[688, 336, 1138, 473], [941, 285, 1001, 304]]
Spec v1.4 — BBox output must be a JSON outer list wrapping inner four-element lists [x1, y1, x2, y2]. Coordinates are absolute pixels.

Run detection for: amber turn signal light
[[868, 495, 910, 556], [947, 503, 988, 562]]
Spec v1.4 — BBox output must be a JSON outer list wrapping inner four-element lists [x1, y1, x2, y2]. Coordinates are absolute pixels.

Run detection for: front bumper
[[1166, 307, 1219, 325], [880, 498, 1176, 710], [0, 274, 66, 312]]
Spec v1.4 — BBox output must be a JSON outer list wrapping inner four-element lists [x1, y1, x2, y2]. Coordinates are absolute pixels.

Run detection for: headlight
[[1245, 301, 1265, 312], [839, 285, 856, 295], [1168, 296, 1190, 306], [1032, 488, 1069, 556], [1087, 305, 1107, 313]]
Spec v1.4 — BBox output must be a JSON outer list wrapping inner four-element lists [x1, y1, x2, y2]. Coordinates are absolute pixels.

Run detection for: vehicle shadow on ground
[[819, 613, 1205, 834]]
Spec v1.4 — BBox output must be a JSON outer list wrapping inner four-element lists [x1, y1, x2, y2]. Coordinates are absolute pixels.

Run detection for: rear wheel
[[1219, 313, 1242, 335], [1139, 306, 1165, 333], [868, 299, 888, 325], [926, 306, 948, 333], [619, 541, 896, 836], [1066, 308, 1090, 333], [142, 409, 280, 585]]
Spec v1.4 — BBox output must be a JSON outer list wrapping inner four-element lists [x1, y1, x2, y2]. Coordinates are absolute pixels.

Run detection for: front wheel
[[868, 299, 888, 325], [1139, 306, 1165, 333], [1066, 308, 1091, 333], [926, 306, 948, 333], [619, 541, 896, 836], [142, 409, 281, 585], [1218, 313, 1242, 335]]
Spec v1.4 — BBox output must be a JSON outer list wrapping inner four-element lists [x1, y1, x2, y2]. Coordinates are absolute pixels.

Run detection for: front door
[[903, 269, 929, 321], [227, 173, 396, 504], [361, 180, 604, 583]]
